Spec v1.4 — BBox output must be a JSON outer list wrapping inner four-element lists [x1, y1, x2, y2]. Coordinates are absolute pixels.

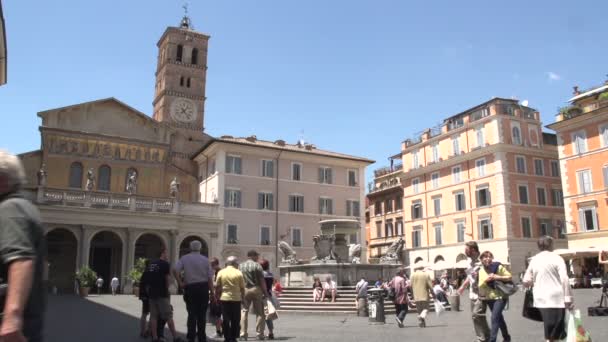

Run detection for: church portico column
[[80, 225, 96, 269]]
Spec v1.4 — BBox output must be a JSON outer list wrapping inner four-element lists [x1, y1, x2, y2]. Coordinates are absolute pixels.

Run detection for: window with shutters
[[226, 155, 242, 174], [579, 206, 598, 231], [395, 196, 402, 211], [551, 189, 564, 207], [433, 196, 441, 216], [452, 135, 460, 156], [516, 156, 526, 174], [534, 159, 544, 176], [375, 201, 382, 215], [412, 178, 420, 194], [455, 191, 466, 211], [291, 163, 302, 181], [536, 187, 547, 206], [603, 165, 608, 188], [289, 195, 304, 213], [412, 226, 422, 247], [452, 166, 461, 183], [376, 222, 383, 238], [225, 189, 242, 208], [291, 227, 302, 247], [319, 197, 333, 215], [346, 200, 361, 217], [476, 126, 485, 148], [476, 159, 486, 177], [521, 217, 532, 238], [396, 220, 403, 236], [412, 150, 420, 169], [260, 226, 271, 245], [512, 125, 522, 145], [540, 221, 550, 237], [69, 162, 83, 188], [572, 130, 588, 154], [456, 220, 466, 242], [475, 186, 491, 207], [434, 223, 443, 245], [576, 170, 593, 193], [261, 159, 274, 178], [226, 224, 238, 244], [385, 198, 393, 213], [431, 172, 440, 189], [432, 143, 439, 163], [601, 124, 608, 147], [258, 192, 273, 210], [518, 185, 529, 204], [411, 201, 423, 220], [97, 165, 111, 191], [550, 160, 560, 177], [319, 167, 332, 184], [556, 220, 566, 239], [348, 169, 357, 186], [478, 218, 493, 240]]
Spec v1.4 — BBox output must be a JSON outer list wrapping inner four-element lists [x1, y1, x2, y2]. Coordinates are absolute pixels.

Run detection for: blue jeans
[[486, 299, 511, 342], [395, 303, 408, 321]]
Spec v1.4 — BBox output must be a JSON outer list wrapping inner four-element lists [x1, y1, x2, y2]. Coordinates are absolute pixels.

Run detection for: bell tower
[[153, 11, 209, 132]]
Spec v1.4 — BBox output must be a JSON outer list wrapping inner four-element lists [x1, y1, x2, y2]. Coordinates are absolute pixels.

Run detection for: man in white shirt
[[110, 276, 119, 296], [322, 276, 337, 302], [96, 277, 104, 295], [354, 277, 368, 311], [523, 236, 573, 342], [458, 241, 490, 342]]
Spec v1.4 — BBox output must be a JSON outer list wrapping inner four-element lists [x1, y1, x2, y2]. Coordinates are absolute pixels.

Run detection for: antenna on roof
[[521, 100, 529, 107], [297, 130, 305, 146]]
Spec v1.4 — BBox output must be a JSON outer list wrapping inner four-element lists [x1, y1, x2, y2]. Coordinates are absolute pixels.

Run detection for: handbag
[[495, 281, 518, 297], [522, 289, 543, 322], [265, 298, 278, 321]]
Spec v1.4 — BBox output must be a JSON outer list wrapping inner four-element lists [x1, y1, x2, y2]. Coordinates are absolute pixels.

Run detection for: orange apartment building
[[547, 80, 608, 256], [369, 98, 567, 276]]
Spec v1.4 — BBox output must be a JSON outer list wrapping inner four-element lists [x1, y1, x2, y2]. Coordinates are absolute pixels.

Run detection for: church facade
[[19, 16, 371, 293]]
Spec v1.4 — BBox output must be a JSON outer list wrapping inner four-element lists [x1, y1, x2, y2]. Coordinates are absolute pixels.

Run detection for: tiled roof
[[205, 135, 374, 163]]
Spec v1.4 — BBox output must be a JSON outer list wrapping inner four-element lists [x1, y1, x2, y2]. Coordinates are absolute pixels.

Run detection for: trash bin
[[367, 288, 385, 324], [448, 293, 460, 311]]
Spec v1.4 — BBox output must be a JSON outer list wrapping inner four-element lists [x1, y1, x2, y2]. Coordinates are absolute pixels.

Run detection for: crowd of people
[[137, 245, 281, 342]]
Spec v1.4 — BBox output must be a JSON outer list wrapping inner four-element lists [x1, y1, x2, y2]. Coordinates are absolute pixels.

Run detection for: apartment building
[[547, 80, 608, 251], [195, 135, 373, 270], [367, 158, 405, 261], [392, 98, 565, 276]]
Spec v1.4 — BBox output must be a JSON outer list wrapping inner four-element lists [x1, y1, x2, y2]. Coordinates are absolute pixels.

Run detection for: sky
[[1, 0, 607, 185]]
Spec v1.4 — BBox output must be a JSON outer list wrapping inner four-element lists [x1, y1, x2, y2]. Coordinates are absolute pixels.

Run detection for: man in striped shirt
[[239, 250, 268, 340]]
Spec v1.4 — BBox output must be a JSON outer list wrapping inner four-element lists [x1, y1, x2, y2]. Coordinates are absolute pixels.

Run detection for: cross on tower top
[[179, 1, 192, 29]]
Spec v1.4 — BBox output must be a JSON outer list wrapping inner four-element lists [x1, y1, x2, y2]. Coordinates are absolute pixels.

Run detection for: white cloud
[[547, 72, 561, 81]]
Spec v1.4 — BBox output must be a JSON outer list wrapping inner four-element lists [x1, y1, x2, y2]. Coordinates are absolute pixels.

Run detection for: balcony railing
[[33, 187, 221, 218], [373, 163, 403, 178]]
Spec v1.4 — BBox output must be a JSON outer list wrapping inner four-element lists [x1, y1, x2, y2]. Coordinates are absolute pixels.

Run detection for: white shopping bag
[[265, 298, 279, 321], [434, 299, 446, 316]]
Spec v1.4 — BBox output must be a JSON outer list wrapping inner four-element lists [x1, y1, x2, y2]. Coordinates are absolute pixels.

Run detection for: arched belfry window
[[180, 76, 184, 87], [191, 48, 198, 65], [187, 78, 191, 88], [176, 44, 183, 62], [98, 165, 111, 191], [69, 162, 83, 188]]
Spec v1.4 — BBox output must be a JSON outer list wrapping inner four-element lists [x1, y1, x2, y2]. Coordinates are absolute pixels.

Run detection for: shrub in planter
[[75, 266, 97, 297], [128, 258, 147, 295]]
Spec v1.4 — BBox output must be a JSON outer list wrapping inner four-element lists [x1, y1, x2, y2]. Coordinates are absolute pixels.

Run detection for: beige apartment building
[[547, 80, 608, 255], [196, 137, 372, 270], [369, 98, 567, 276]]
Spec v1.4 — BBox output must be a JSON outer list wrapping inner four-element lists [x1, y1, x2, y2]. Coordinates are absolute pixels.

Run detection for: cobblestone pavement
[[46, 289, 607, 341]]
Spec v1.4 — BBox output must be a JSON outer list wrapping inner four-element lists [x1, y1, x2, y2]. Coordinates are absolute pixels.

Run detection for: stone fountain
[[279, 219, 403, 287]]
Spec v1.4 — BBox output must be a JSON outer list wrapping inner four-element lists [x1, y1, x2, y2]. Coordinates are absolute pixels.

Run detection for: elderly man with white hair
[[173, 240, 214, 342], [215, 256, 245, 342], [0, 150, 46, 342]]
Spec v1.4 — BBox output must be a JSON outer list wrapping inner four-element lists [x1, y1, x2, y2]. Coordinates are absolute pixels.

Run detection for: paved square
[[45, 289, 607, 341]]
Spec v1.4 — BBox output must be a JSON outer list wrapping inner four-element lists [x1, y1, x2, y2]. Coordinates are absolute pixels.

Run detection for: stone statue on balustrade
[[169, 177, 180, 198], [85, 168, 95, 191], [311, 234, 339, 263], [349, 243, 362, 264], [37, 164, 47, 187], [126, 170, 137, 195], [278, 239, 298, 265], [380, 237, 405, 264]]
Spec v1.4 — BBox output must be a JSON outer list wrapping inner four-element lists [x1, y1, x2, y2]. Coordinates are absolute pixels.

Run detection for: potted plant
[[128, 258, 147, 296], [75, 266, 97, 297]]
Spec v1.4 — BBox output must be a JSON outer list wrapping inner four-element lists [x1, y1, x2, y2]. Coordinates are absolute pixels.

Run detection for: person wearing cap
[[215, 256, 245, 342], [0, 151, 47, 342], [410, 262, 434, 328], [239, 250, 268, 340]]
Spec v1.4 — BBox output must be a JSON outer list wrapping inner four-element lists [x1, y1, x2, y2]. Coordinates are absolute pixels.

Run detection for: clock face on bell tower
[[152, 21, 209, 131]]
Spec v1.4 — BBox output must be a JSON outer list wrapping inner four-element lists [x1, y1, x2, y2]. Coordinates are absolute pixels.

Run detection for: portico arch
[[46, 228, 78, 293], [134, 233, 166, 261], [434, 255, 445, 263], [456, 253, 467, 262], [179, 235, 209, 257], [89, 231, 123, 293]]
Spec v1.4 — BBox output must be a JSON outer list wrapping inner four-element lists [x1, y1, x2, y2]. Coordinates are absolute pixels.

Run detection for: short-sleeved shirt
[[323, 280, 337, 290], [111, 277, 119, 287], [216, 265, 245, 302], [239, 259, 263, 288], [145, 259, 170, 298], [478, 264, 511, 300], [96, 278, 103, 287], [175, 252, 213, 285], [0, 194, 47, 341], [410, 270, 432, 302], [465, 257, 482, 300], [355, 279, 368, 298]]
